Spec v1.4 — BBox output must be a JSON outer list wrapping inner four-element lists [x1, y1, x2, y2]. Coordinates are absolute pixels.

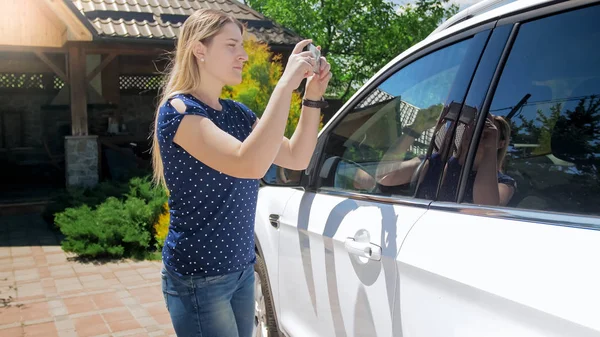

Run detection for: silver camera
[[308, 43, 321, 75]]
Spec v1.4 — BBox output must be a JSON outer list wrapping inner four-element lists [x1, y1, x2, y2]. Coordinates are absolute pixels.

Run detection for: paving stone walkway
[[0, 214, 174, 337]]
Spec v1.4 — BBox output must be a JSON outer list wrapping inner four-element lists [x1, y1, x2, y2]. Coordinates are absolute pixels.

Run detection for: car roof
[[321, 0, 555, 133]]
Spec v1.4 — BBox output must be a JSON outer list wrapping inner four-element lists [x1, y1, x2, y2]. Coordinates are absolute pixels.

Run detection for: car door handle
[[344, 238, 382, 261], [269, 214, 280, 228]]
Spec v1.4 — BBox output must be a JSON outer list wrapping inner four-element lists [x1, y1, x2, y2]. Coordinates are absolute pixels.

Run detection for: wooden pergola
[[1, 0, 176, 136], [0, 0, 300, 189]]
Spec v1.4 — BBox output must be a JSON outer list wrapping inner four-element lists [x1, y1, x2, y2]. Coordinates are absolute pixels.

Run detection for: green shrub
[[43, 180, 131, 229], [54, 176, 168, 259], [127, 176, 168, 227]]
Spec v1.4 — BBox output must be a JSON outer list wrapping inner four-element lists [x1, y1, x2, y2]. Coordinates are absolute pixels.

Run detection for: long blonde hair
[[151, 9, 244, 188], [494, 116, 511, 172]]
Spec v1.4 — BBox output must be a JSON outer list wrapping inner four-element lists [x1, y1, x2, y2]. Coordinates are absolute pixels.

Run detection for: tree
[[508, 96, 600, 214], [221, 38, 319, 137], [247, 0, 458, 101], [511, 96, 600, 174]]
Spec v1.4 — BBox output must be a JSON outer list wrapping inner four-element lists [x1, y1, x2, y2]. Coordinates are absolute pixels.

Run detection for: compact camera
[[307, 43, 321, 75]]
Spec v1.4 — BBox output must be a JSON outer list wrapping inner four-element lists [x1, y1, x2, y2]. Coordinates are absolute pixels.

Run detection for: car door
[[276, 25, 492, 337], [398, 2, 600, 336]]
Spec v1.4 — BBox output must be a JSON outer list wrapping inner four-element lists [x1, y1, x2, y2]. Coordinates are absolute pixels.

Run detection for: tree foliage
[[246, 0, 458, 100], [221, 38, 314, 137]]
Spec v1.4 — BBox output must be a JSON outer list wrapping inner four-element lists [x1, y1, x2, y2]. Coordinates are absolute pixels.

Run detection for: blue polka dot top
[[156, 93, 259, 277]]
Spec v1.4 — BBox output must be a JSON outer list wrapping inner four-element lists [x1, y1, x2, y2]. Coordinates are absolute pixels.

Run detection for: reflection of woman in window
[[431, 115, 516, 206], [371, 114, 516, 206]]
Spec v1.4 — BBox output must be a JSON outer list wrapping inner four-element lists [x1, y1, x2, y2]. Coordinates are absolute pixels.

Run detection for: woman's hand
[[304, 46, 333, 100], [279, 40, 318, 91], [481, 114, 499, 150], [409, 104, 443, 133]]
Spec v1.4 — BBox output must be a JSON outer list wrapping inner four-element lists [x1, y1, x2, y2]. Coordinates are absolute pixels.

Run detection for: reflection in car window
[[316, 38, 475, 197], [486, 4, 600, 215], [419, 110, 517, 206]]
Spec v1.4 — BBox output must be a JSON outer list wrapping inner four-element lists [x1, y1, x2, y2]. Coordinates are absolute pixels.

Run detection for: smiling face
[[195, 22, 248, 87]]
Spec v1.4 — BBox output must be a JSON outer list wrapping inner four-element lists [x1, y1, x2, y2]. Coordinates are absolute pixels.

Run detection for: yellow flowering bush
[[153, 202, 170, 250], [222, 38, 321, 138]]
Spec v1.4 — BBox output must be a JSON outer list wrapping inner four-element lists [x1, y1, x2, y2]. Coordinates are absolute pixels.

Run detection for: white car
[[253, 0, 600, 336]]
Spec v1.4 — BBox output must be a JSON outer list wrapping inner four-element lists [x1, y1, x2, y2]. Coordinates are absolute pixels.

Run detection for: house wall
[[119, 94, 158, 138], [0, 93, 156, 154], [0, 0, 67, 48], [0, 93, 69, 153]]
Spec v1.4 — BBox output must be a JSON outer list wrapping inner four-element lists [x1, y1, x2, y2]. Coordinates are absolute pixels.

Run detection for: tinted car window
[[315, 37, 483, 197], [486, 4, 600, 215]]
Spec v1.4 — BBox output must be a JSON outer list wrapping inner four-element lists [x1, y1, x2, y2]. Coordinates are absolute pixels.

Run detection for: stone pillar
[[65, 135, 99, 188]]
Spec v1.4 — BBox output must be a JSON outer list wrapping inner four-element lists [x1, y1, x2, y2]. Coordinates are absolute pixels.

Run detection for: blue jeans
[[161, 265, 255, 337]]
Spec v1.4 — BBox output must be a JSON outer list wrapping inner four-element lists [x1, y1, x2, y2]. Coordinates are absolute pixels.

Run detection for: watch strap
[[302, 98, 329, 109]]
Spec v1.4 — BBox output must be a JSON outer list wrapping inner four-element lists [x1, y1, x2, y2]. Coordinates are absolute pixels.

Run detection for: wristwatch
[[302, 98, 329, 109]]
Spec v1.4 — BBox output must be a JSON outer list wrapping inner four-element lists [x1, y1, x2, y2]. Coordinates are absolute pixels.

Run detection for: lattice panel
[[119, 75, 164, 91], [357, 88, 394, 109], [54, 76, 65, 90], [0, 73, 44, 89]]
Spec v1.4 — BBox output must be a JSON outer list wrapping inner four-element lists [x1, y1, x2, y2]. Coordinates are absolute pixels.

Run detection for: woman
[[424, 115, 516, 206], [151, 9, 331, 337], [372, 114, 515, 206]]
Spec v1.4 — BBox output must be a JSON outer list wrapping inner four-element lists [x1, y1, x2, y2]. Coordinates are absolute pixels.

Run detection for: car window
[[477, 4, 600, 215], [315, 37, 481, 197]]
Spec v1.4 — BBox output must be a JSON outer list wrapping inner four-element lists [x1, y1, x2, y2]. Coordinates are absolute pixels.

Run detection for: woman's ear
[[193, 42, 206, 62]]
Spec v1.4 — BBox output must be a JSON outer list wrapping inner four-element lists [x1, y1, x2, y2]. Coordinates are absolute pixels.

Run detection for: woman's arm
[[172, 40, 315, 179], [270, 104, 322, 170], [473, 118, 503, 206], [270, 54, 333, 170], [472, 149, 501, 206]]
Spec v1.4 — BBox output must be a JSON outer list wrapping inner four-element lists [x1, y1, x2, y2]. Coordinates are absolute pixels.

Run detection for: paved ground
[[0, 214, 174, 337]]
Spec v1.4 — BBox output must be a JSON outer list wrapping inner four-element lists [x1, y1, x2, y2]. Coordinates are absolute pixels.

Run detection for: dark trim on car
[[431, 29, 493, 202], [264, 17, 498, 192], [429, 202, 600, 231], [316, 189, 432, 209], [457, 23, 520, 203], [316, 21, 496, 140], [305, 22, 496, 193], [497, 0, 599, 26]]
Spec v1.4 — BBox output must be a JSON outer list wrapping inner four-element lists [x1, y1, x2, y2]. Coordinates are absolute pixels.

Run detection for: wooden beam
[[86, 53, 116, 82], [119, 55, 169, 74], [36, 0, 68, 35], [68, 46, 88, 136], [70, 41, 173, 56], [41, 0, 93, 42], [34, 51, 69, 84], [0, 41, 171, 55], [0, 56, 64, 73], [1, 0, 68, 48], [0, 45, 66, 53], [101, 55, 120, 105]]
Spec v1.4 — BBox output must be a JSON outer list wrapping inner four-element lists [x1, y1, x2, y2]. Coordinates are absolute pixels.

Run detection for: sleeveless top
[[156, 93, 259, 277]]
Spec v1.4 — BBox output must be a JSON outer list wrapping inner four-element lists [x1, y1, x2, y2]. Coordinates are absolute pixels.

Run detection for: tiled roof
[[69, 0, 302, 45], [357, 88, 395, 109]]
